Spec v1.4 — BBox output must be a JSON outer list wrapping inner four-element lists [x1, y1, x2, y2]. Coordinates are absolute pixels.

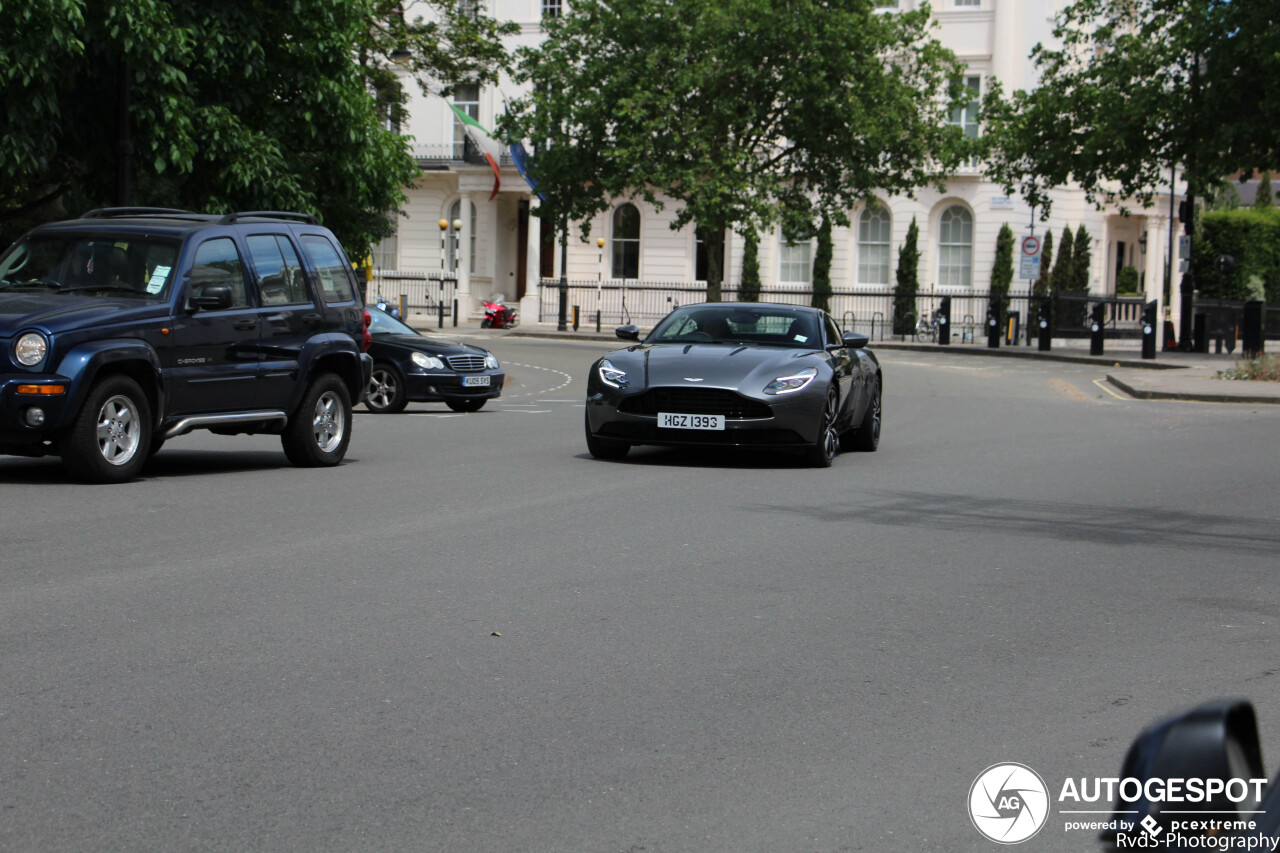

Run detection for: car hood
[[615, 343, 821, 390], [372, 333, 490, 357], [0, 292, 168, 334]]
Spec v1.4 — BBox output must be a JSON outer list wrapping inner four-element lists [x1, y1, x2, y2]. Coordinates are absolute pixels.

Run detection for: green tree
[[502, 0, 971, 300], [989, 222, 1014, 325], [893, 217, 921, 336], [0, 0, 514, 258], [1255, 172, 1274, 210], [1072, 225, 1092, 293], [982, 0, 1280, 220], [739, 229, 761, 301], [811, 217, 833, 313], [1051, 226, 1075, 295], [1034, 229, 1054, 297]]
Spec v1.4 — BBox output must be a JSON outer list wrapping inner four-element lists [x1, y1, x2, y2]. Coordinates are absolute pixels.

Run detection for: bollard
[[986, 302, 1001, 349], [596, 309, 602, 334], [1037, 297, 1052, 352], [1089, 302, 1106, 356], [453, 298, 458, 327], [1141, 300, 1158, 360], [572, 305, 580, 332], [438, 300, 444, 328], [938, 296, 952, 345], [1242, 300, 1264, 359]]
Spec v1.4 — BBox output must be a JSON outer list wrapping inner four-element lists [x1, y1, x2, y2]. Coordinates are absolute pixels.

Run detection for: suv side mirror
[[189, 283, 233, 312]]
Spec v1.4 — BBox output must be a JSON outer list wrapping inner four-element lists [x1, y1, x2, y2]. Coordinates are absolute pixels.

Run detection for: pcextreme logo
[[969, 763, 1051, 844]]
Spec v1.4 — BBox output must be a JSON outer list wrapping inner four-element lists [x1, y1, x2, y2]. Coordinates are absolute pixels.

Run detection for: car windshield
[[648, 305, 821, 348], [368, 307, 421, 336], [0, 234, 180, 300]]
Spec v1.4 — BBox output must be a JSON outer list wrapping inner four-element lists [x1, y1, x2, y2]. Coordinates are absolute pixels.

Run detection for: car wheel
[[366, 363, 407, 414], [61, 375, 152, 483], [584, 409, 629, 459], [446, 398, 486, 413], [805, 387, 840, 468], [282, 372, 352, 467], [843, 376, 881, 452]]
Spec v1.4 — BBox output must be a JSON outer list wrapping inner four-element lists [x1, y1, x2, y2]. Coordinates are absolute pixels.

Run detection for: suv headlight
[[411, 352, 445, 370], [14, 332, 48, 367], [764, 366, 816, 395], [598, 358, 628, 388], [484, 353, 499, 370]]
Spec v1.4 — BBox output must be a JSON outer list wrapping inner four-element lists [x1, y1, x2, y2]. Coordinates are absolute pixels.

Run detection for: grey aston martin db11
[[584, 302, 881, 467]]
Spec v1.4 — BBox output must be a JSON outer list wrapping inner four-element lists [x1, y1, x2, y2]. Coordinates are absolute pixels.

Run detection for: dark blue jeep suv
[[0, 209, 373, 483]]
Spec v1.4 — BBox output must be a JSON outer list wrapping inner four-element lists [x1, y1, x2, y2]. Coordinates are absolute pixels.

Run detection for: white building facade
[[376, 0, 1182, 332]]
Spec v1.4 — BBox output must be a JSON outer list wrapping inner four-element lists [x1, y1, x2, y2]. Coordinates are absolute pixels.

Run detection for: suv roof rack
[[219, 211, 320, 225], [81, 207, 195, 219]]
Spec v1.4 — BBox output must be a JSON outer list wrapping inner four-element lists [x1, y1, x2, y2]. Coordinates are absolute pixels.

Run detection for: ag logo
[[968, 763, 1050, 844]]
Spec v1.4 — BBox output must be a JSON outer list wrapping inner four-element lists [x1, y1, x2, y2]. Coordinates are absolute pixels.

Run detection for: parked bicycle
[[915, 310, 940, 343]]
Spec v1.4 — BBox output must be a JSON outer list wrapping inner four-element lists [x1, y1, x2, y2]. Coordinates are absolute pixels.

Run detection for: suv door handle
[[233, 319, 258, 331], [300, 313, 322, 328]]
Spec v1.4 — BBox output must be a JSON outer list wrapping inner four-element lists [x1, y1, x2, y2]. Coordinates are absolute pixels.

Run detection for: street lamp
[[452, 217, 463, 328], [438, 218, 449, 328], [596, 237, 605, 332]]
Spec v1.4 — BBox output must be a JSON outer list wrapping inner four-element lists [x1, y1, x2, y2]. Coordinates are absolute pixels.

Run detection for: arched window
[[779, 228, 811, 285], [612, 204, 640, 279], [447, 200, 476, 273], [857, 206, 891, 286], [938, 205, 973, 287]]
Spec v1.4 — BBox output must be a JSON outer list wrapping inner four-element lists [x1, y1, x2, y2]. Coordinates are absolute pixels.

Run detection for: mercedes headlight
[[14, 332, 48, 367], [598, 358, 628, 388], [411, 352, 445, 370], [763, 366, 816, 395], [484, 352, 499, 370]]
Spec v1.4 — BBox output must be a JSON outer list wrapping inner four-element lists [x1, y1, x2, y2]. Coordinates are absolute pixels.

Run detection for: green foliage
[[738, 230, 761, 302], [1033, 229, 1053, 298], [1072, 224, 1092, 293], [1051, 226, 1074, 295], [502, 0, 971, 299], [1194, 208, 1280, 302], [0, 0, 512, 259], [990, 223, 1014, 297], [982, 0, 1280, 218], [1217, 354, 1280, 383], [1116, 265, 1140, 294], [811, 218, 833, 313], [893, 217, 920, 335], [1255, 172, 1274, 210]]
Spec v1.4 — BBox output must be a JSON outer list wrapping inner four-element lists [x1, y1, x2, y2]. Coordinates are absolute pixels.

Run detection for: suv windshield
[[0, 234, 180, 300]]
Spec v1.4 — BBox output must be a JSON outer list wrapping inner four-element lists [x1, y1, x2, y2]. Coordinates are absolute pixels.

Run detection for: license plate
[[462, 375, 491, 387], [658, 412, 724, 430]]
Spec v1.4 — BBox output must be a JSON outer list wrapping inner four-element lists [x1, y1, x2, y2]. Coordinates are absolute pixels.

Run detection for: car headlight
[[598, 358, 628, 388], [411, 352, 445, 370], [14, 332, 48, 367], [763, 366, 816, 395], [484, 353, 499, 370]]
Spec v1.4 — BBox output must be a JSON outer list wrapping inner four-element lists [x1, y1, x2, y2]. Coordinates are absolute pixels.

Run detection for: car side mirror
[[1100, 699, 1266, 845], [189, 283, 233, 312], [840, 331, 869, 350], [616, 324, 641, 341]]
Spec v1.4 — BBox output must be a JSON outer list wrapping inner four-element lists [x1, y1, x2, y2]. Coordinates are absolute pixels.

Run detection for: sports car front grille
[[446, 354, 486, 372], [618, 387, 773, 419]]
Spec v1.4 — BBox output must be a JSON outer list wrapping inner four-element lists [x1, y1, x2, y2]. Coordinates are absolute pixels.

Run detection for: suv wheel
[[282, 373, 352, 467], [62, 375, 152, 483]]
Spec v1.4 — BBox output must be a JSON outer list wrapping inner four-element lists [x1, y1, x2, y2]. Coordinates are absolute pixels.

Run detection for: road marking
[[1093, 378, 1128, 400], [505, 362, 574, 397]]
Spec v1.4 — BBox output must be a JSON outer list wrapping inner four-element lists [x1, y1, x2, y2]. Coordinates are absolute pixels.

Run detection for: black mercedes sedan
[[584, 302, 881, 467], [364, 308, 505, 413]]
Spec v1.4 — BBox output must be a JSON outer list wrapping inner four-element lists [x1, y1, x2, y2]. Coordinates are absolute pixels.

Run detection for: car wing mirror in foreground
[[616, 324, 641, 342], [1100, 699, 1274, 849], [840, 331, 869, 349], [188, 283, 233, 312]]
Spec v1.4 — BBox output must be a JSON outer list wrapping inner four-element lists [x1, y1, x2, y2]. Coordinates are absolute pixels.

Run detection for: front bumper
[[404, 370, 505, 403], [0, 373, 73, 439]]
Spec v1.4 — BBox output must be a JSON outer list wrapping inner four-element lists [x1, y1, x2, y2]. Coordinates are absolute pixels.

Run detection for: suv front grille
[[619, 387, 773, 419], [446, 354, 486, 372]]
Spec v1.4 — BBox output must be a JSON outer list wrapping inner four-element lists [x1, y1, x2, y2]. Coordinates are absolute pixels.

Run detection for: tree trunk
[[705, 226, 725, 302]]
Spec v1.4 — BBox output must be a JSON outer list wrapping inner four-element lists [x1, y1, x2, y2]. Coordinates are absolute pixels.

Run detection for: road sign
[[1020, 236, 1043, 280]]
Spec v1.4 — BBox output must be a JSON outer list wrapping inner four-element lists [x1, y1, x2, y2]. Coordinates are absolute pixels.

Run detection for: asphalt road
[[3, 336, 1280, 852]]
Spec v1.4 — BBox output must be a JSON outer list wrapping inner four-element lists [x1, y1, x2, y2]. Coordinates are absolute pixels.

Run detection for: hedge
[[1194, 208, 1280, 302]]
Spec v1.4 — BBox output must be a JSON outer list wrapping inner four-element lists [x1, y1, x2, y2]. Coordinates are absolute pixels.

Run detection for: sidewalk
[[498, 320, 1280, 405]]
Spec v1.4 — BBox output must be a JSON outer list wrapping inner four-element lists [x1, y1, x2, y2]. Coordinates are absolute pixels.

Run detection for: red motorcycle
[[481, 297, 518, 329]]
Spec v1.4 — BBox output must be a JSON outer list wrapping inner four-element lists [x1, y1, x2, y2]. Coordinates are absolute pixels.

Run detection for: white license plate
[[658, 412, 724, 431], [462, 375, 491, 387]]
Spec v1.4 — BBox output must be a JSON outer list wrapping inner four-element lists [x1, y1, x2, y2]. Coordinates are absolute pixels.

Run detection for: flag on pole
[[448, 103, 502, 200], [509, 142, 542, 201]]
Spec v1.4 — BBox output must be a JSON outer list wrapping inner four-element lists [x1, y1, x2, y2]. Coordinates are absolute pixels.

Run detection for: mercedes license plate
[[462, 375, 491, 387], [658, 412, 724, 430]]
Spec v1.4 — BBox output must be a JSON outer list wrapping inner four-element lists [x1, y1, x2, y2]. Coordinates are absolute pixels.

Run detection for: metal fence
[[367, 271, 459, 319]]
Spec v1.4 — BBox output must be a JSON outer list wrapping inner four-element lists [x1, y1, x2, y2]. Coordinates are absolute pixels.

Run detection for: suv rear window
[[300, 235, 356, 304], [248, 234, 311, 305]]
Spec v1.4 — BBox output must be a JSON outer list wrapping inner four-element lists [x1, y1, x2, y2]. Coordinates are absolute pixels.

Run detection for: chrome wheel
[[312, 390, 345, 453], [96, 394, 143, 466], [807, 388, 839, 468]]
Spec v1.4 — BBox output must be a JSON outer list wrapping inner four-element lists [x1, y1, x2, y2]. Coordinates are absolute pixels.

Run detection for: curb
[[1106, 374, 1280, 405]]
